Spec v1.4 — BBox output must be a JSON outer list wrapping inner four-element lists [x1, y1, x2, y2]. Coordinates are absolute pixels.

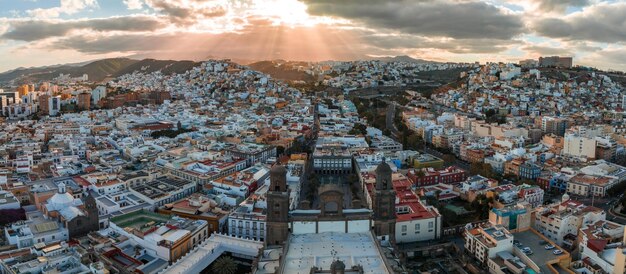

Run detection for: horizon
[[1, 0, 625, 73]]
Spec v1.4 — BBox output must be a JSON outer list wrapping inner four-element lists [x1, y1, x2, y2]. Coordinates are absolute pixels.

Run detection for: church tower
[[372, 158, 396, 242], [266, 163, 290, 246]]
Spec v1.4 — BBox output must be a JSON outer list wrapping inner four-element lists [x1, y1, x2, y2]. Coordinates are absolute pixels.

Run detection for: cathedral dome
[[48, 192, 75, 208]]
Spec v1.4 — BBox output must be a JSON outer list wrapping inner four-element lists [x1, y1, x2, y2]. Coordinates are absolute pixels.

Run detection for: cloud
[[531, 0, 589, 12], [123, 0, 144, 10], [578, 48, 626, 71], [533, 2, 626, 43], [360, 32, 516, 54], [1, 16, 165, 42], [26, 0, 98, 18], [43, 24, 370, 61], [521, 45, 574, 57], [302, 0, 525, 40], [145, 0, 227, 25]]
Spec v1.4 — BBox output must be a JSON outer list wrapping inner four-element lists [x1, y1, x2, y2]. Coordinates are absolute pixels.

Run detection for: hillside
[[248, 61, 315, 82], [372, 55, 437, 64], [111, 59, 201, 77], [0, 58, 201, 84]]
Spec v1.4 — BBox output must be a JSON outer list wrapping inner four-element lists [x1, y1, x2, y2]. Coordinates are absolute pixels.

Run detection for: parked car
[[544, 244, 555, 250], [553, 249, 563, 255]]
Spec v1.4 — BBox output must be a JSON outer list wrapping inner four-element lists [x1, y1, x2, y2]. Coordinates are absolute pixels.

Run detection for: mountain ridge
[[0, 58, 201, 85]]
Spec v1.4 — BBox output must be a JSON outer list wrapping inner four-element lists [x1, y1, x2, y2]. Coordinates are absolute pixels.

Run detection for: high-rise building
[[91, 86, 107, 104], [48, 96, 61, 116], [77, 92, 91, 110], [17, 85, 29, 97], [38, 94, 50, 115]]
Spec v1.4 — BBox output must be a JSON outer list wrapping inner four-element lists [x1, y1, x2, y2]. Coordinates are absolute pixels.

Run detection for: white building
[[563, 133, 596, 159], [4, 211, 69, 248], [577, 220, 625, 274], [92, 86, 107, 104], [534, 194, 605, 246], [464, 224, 514, 265], [48, 96, 61, 116], [0, 190, 21, 210]]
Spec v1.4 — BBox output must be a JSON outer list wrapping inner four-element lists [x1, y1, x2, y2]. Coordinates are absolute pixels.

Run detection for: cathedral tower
[[372, 158, 396, 242], [266, 163, 290, 246]]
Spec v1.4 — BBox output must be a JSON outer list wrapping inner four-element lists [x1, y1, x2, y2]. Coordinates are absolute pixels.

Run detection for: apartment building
[[464, 224, 514, 265]]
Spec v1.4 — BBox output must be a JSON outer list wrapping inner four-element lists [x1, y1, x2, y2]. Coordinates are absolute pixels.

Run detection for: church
[[255, 159, 404, 274], [42, 182, 100, 238]]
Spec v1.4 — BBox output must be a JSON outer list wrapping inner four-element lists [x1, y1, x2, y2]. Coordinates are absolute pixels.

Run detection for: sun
[[251, 0, 321, 27]]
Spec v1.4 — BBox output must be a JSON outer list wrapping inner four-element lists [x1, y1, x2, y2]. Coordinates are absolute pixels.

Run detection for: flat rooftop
[[513, 230, 566, 274], [283, 232, 389, 274]]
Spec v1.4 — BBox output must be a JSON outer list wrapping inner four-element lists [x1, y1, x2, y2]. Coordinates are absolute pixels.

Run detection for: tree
[[211, 256, 237, 274], [406, 133, 422, 150], [348, 123, 367, 135], [440, 154, 456, 165], [470, 162, 497, 179]]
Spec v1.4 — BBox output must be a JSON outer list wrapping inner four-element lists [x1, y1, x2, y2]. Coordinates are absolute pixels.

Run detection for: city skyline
[[1, 0, 626, 72]]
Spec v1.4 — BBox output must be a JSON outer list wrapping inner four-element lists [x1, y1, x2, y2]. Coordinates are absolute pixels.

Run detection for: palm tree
[[211, 256, 237, 274]]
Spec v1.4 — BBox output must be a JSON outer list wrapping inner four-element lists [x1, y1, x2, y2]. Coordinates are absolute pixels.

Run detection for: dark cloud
[[532, 0, 589, 12], [361, 32, 515, 54], [1, 16, 165, 42], [533, 2, 626, 43], [302, 0, 524, 40], [145, 0, 227, 25]]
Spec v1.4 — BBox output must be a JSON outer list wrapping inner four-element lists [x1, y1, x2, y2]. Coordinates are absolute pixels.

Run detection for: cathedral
[[258, 160, 402, 273], [43, 182, 100, 238]]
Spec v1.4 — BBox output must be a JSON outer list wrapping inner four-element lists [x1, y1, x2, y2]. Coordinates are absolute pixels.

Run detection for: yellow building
[[412, 154, 444, 169], [17, 85, 29, 97]]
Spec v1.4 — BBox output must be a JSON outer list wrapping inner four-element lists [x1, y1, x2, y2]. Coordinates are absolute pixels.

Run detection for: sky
[[0, 0, 625, 72]]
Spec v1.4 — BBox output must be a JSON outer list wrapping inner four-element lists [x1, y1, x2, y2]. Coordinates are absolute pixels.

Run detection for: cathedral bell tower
[[372, 158, 396, 243], [266, 163, 290, 246]]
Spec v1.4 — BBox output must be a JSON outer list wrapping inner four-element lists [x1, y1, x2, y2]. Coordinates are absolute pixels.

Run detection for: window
[[428, 222, 434, 228], [415, 224, 420, 231], [401, 225, 407, 232]]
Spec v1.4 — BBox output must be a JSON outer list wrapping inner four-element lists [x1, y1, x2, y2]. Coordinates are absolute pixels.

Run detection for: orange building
[[17, 85, 29, 97]]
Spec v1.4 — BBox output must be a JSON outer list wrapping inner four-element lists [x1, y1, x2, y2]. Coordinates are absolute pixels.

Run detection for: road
[[385, 102, 400, 140], [566, 193, 626, 224]]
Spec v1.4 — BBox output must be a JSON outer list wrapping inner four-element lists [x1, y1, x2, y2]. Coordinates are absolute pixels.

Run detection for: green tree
[[470, 162, 497, 179], [440, 154, 456, 165], [406, 133, 423, 150], [348, 123, 367, 135], [211, 256, 237, 274]]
